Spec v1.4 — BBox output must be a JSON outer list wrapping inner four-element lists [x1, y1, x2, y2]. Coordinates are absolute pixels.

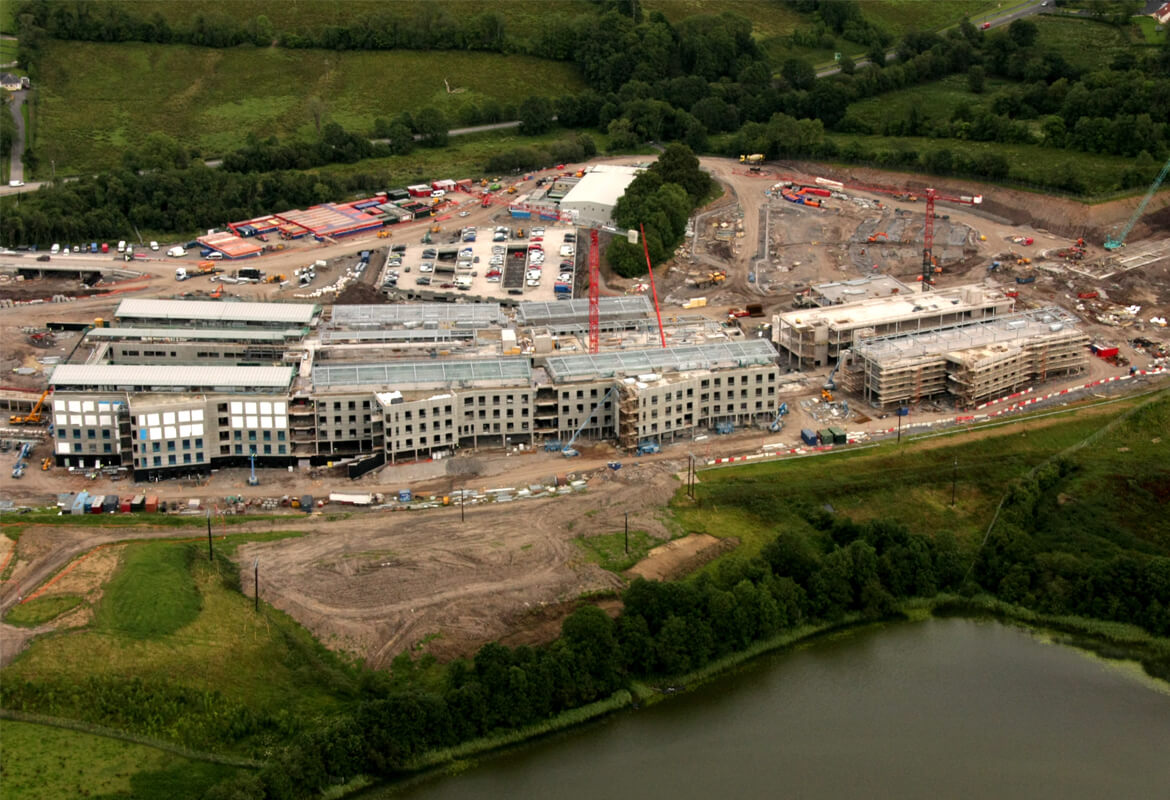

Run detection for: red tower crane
[[811, 177, 983, 289], [640, 223, 667, 349], [588, 228, 600, 355]]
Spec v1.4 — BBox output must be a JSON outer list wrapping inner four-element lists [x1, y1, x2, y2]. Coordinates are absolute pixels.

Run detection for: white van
[[117, 240, 126, 253], [150, 241, 159, 251], [50, 243, 60, 254]]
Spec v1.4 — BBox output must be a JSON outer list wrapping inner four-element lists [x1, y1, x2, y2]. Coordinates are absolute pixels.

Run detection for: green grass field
[[674, 395, 1168, 566], [845, 73, 1014, 130], [93, 541, 201, 638], [0, 38, 18, 63], [1132, 15, 1167, 45], [0, 719, 239, 800], [4, 595, 84, 628], [2, 540, 354, 749], [1034, 15, 1137, 71], [861, 0, 1000, 35], [35, 40, 587, 174], [828, 131, 1141, 197], [111, 0, 597, 41], [575, 529, 659, 573]]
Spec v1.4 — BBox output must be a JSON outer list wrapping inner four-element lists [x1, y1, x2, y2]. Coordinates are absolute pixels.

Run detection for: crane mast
[[588, 228, 600, 355]]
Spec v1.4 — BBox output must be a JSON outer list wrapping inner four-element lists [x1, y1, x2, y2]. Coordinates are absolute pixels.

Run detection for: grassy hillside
[[34, 40, 587, 174], [674, 394, 1170, 565], [1, 537, 355, 755], [861, 0, 999, 34], [827, 132, 1141, 197], [0, 719, 239, 800]]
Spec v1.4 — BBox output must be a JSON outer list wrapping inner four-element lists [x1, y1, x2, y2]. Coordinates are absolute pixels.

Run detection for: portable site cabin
[[120, 496, 133, 513], [88, 494, 104, 514], [818, 429, 835, 446], [71, 492, 89, 515], [103, 495, 119, 513], [131, 495, 145, 512], [145, 495, 159, 513]]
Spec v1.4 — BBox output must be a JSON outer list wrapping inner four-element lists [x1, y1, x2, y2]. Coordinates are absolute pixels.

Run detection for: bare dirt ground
[[626, 533, 736, 582], [233, 459, 682, 666]]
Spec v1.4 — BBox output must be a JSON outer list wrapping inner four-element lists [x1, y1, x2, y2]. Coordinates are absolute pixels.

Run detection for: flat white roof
[[778, 285, 1003, 330], [50, 364, 295, 390], [560, 168, 642, 210], [115, 298, 319, 325]]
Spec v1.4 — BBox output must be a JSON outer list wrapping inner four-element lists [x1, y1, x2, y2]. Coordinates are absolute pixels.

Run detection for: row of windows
[[133, 438, 204, 453]]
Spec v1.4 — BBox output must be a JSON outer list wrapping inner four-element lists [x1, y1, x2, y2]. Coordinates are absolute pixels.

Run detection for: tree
[[1008, 18, 1038, 48], [967, 64, 986, 94], [782, 57, 817, 91], [518, 95, 553, 135], [606, 118, 640, 152], [414, 106, 448, 147]]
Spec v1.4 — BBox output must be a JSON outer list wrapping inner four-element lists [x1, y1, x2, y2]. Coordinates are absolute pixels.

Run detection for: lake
[[376, 619, 1170, 799]]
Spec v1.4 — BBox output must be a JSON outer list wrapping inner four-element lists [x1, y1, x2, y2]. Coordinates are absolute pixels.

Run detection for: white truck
[[167, 246, 186, 258], [175, 267, 188, 281]]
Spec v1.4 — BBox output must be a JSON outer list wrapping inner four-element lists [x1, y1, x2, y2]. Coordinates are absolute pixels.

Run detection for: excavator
[[866, 232, 888, 243], [10, 389, 50, 426]]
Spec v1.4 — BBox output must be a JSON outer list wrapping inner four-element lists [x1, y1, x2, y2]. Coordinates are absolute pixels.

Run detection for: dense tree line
[[0, 165, 380, 247], [482, 134, 598, 175], [607, 143, 711, 278]]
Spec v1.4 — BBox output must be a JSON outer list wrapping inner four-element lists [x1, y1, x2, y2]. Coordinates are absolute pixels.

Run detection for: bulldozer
[[866, 232, 888, 243], [265, 274, 286, 283], [376, 230, 391, 239]]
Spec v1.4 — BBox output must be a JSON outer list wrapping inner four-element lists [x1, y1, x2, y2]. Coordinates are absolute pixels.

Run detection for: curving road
[[5, 89, 26, 185]]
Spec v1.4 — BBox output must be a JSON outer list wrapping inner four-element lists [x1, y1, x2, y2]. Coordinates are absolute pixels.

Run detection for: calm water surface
[[379, 619, 1170, 800]]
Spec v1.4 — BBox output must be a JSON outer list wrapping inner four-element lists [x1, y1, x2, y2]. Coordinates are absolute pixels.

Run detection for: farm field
[[827, 132, 1143, 198], [0, 719, 239, 800], [1033, 15, 1139, 70], [673, 394, 1169, 566], [861, 0, 1000, 35], [105, 0, 598, 40], [34, 40, 587, 174]]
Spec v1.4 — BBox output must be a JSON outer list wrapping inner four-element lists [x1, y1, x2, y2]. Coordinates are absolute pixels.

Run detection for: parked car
[[150, 241, 159, 251], [419, 262, 434, 273]]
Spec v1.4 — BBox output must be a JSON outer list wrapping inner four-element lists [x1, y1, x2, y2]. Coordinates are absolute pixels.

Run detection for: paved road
[[6, 88, 26, 185]]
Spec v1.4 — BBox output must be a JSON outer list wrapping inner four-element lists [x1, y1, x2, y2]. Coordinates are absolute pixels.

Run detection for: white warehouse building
[[558, 164, 643, 229]]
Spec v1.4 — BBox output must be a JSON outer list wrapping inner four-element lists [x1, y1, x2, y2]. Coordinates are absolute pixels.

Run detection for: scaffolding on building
[[847, 307, 1089, 408]]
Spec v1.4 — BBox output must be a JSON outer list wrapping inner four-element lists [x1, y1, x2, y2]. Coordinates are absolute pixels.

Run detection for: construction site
[[2, 153, 1168, 669]]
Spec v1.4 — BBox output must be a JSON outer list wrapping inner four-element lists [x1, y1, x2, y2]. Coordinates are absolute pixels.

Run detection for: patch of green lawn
[[93, 541, 201, 639], [1132, 16, 1167, 44], [575, 529, 660, 573], [0, 720, 240, 800], [35, 40, 587, 174], [845, 73, 1014, 130], [4, 595, 84, 628]]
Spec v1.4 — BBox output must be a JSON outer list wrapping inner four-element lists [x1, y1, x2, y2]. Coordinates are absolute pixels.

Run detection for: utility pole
[[951, 457, 958, 506], [624, 512, 629, 555], [253, 557, 259, 612], [460, 485, 465, 522], [206, 508, 213, 561]]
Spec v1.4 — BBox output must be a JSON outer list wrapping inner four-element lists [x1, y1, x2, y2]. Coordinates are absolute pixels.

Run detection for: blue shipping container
[[509, 209, 532, 219], [398, 489, 413, 503], [800, 429, 817, 446]]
